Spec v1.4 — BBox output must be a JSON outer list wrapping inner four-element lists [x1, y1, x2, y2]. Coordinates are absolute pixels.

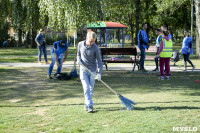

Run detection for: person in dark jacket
[[138, 23, 150, 71]]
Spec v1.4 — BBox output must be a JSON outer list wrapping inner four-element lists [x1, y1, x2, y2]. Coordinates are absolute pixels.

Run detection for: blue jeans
[[155, 49, 159, 69], [48, 53, 63, 75], [80, 68, 96, 109], [139, 46, 145, 70], [38, 46, 48, 62]]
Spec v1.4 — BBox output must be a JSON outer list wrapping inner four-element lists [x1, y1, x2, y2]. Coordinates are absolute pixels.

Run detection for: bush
[[0, 22, 9, 47], [46, 33, 68, 45]]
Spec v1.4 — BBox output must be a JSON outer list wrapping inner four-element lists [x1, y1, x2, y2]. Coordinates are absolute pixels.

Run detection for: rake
[[81, 64, 136, 111], [69, 47, 78, 78]]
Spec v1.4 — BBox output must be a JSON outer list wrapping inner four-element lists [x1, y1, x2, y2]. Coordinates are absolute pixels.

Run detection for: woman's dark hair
[[40, 28, 45, 32], [156, 28, 161, 32], [163, 30, 169, 36], [161, 25, 169, 36], [60, 40, 66, 44], [142, 23, 147, 27], [184, 29, 189, 33]]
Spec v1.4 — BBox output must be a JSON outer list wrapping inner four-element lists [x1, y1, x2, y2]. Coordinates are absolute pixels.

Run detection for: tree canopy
[[0, 0, 199, 56]]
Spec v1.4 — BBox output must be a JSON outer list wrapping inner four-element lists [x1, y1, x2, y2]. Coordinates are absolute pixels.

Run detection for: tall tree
[[0, 0, 10, 44], [0, 0, 11, 28], [195, 0, 200, 57], [11, 0, 26, 47], [24, 0, 41, 48], [135, 0, 140, 45]]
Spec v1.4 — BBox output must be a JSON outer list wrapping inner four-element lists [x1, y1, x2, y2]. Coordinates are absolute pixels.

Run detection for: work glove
[[76, 61, 82, 65], [154, 55, 159, 59], [95, 73, 101, 81], [56, 61, 60, 67]]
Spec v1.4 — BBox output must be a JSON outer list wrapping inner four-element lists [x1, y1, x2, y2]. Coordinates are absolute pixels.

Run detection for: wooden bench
[[100, 47, 139, 71], [131, 46, 180, 65], [131, 46, 157, 61]]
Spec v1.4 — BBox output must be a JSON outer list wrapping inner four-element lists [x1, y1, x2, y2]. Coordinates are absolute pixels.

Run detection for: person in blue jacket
[[180, 30, 195, 71], [35, 28, 49, 65], [47, 40, 69, 79], [138, 23, 150, 71], [3, 41, 8, 47]]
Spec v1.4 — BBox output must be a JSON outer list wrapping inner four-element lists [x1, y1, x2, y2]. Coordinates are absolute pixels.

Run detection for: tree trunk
[[184, 4, 188, 30], [128, 13, 134, 46], [145, 0, 150, 37], [17, 26, 22, 47], [31, 27, 37, 48], [195, 0, 200, 57], [135, 0, 140, 45], [25, 29, 30, 48]]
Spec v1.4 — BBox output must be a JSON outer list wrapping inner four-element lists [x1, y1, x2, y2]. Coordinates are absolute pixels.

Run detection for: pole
[[74, 32, 76, 48], [99, 31, 102, 46], [105, 28, 107, 48], [191, 0, 193, 39]]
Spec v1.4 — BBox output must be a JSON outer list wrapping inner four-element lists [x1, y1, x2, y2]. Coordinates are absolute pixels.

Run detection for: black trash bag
[[54, 73, 71, 80]]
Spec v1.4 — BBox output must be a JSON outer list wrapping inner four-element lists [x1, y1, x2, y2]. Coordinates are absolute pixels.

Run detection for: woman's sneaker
[[192, 66, 195, 71], [158, 76, 164, 80], [84, 105, 88, 111], [152, 68, 159, 72], [166, 76, 170, 80], [88, 106, 93, 113], [47, 75, 53, 79]]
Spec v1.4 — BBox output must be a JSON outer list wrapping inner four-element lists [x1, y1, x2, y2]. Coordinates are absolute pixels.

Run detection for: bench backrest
[[100, 47, 137, 55], [136, 46, 157, 52]]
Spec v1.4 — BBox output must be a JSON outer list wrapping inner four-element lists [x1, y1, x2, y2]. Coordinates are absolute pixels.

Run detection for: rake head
[[69, 68, 78, 78], [118, 94, 136, 111], [73, 68, 78, 78]]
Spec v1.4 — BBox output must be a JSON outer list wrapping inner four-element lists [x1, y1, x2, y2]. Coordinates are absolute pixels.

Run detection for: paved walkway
[[1, 45, 199, 72], [0, 62, 199, 73]]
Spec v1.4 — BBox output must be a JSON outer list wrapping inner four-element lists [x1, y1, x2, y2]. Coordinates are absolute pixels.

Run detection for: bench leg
[[104, 62, 108, 70], [137, 64, 140, 70], [132, 63, 136, 72], [105, 64, 108, 70]]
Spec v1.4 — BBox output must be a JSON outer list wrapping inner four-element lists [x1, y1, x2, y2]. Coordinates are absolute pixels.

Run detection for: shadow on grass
[[1, 102, 199, 112], [0, 68, 200, 105], [134, 106, 200, 111]]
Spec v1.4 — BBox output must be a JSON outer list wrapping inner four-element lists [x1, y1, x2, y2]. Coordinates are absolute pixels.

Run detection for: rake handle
[[80, 64, 118, 95]]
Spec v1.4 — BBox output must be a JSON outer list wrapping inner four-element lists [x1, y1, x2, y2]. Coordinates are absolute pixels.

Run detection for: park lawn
[[144, 58, 200, 68], [0, 46, 76, 56], [0, 67, 199, 133], [0, 55, 75, 63], [0, 46, 76, 62]]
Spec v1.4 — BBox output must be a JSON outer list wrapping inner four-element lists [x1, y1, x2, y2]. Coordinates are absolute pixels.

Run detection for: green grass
[[0, 55, 75, 63], [0, 48, 38, 56], [0, 67, 199, 132], [0, 46, 76, 62]]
